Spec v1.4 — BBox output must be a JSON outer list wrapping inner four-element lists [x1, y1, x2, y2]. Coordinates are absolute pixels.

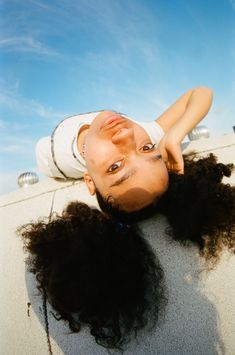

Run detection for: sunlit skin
[[78, 87, 213, 212], [81, 111, 169, 212]]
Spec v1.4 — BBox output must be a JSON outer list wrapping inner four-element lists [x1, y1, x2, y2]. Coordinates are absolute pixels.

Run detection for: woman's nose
[[111, 127, 135, 147]]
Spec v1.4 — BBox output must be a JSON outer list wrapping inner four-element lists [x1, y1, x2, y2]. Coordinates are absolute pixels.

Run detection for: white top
[[35, 111, 165, 179]]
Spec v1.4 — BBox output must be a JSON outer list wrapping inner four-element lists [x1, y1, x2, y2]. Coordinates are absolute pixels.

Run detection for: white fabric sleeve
[[136, 121, 165, 145], [35, 136, 65, 178]]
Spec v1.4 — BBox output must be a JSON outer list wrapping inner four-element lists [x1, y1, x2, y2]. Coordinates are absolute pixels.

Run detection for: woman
[[23, 87, 234, 350], [36, 87, 213, 212], [20, 153, 235, 350]]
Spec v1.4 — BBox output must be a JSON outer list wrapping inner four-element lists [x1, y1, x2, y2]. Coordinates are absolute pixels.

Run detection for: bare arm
[[157, 87, 213, 174], [156, 87, 213, 140]]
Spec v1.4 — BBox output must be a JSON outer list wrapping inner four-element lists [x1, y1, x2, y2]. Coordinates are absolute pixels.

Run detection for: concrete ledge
[[0, 133, 235, 354], [0, 133, 234, 208], [182, 132, 235, 154]]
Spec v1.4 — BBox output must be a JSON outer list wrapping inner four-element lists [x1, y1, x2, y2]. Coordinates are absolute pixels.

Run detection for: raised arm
[[157, 87, 213, 174], [156, 87, 213, 140]]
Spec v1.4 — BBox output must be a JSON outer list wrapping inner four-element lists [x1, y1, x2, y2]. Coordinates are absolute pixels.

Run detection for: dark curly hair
[[96, 153, 235, 264], [19, 202, 166, 350], [18, 153, 234, 352], [160, 153, 235, 263]]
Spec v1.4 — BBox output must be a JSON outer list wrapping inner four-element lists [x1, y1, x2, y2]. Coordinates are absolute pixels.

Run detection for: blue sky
[[0, 0, 235, 194]]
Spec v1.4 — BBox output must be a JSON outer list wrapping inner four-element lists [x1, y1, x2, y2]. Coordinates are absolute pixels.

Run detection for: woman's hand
[[155, 87, 213, 175], [158, 131, 184, 174]]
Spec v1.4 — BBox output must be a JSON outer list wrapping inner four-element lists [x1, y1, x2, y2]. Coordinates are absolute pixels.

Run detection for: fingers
[[166, 161, 184, 174], [176, 165, 184, 174], [160, 142, 184, 174]]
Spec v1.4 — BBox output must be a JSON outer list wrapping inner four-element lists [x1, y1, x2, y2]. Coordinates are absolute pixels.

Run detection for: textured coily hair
[[159, 153, 235, 262], [96, 153, 235, 264], [18, 153, 234, 352], [19, 202, 166, 350]]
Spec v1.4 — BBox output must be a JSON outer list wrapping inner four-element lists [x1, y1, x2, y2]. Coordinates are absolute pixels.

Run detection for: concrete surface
[[0, 133, 235, 355]]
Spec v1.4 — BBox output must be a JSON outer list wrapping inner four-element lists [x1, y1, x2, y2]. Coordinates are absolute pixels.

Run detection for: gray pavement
[[0, 133, 235, 355]]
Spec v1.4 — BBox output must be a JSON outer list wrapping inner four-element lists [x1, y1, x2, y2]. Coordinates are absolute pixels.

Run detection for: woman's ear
[[83, 172, 96, 195]]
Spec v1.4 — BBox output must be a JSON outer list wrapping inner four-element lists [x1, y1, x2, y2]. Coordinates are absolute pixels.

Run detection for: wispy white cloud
[[81, 0, 160, 64], [28, 0, 159, 66], [0, 145, 22, 153], [0, 120, 32, 132], [0, 119, 6, 128], [0, 84, 66, 121], [0, 133, 37, 153], [0, 36, 58, 56], [28, 0, 57, 12], [1, 0, 159, 70]]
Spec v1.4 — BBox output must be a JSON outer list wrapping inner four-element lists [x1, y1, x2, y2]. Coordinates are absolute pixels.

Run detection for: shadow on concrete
[[24, 214, 225, 355]]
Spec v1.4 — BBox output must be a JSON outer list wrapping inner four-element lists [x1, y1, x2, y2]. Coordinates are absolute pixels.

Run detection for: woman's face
[[83, 111, 169, 212]]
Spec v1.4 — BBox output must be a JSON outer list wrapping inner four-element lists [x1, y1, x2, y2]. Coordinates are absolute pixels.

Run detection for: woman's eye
[[141, 143, 156, 151], [107, 161, 122, 173]]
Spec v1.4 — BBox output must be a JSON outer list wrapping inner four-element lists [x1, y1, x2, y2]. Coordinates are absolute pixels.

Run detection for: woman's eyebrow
[[108, 155, 161, 188], [109, 169, 137, 187]]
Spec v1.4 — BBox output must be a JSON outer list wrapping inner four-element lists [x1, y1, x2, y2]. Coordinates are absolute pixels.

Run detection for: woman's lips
[[101, 115, 125, 130]]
